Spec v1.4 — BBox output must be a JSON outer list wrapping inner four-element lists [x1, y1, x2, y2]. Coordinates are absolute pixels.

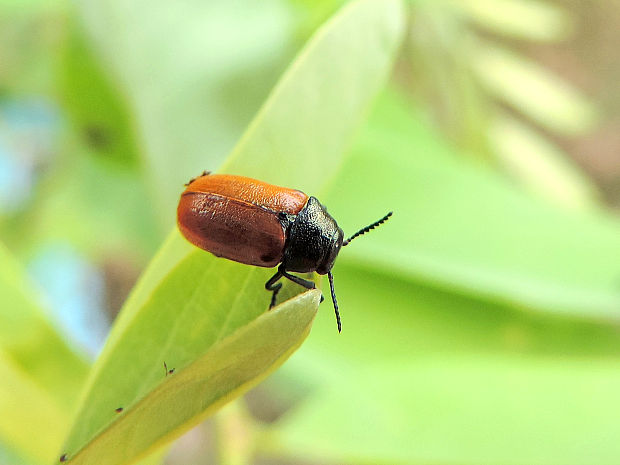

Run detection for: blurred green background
[[2, 0, 620, 464]]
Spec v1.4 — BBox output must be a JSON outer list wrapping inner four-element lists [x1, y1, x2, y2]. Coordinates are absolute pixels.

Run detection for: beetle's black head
[[317, 224, 344, 275], [281, 198, 392, 333], [281, 196, 343, 275]]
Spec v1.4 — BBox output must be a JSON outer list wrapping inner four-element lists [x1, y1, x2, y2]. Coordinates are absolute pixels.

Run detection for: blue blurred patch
[[0, 142, 31, 212], [28, 244, 109, 358], [0, 98, 60, 213]]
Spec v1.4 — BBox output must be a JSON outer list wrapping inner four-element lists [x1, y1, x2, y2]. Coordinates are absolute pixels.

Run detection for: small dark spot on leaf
[[60, 454, 68, 462], [83, 124, 111, 149], [115, 407, 123, 413]]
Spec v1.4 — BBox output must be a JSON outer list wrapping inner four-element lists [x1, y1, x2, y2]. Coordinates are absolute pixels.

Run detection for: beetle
[[177, 172, 391, 332]]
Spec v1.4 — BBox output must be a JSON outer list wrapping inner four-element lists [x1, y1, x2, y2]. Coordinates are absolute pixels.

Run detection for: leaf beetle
[[177, 172, 391, 332]]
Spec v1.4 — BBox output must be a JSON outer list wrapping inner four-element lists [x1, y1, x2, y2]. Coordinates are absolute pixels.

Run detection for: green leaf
[[270, 264, 620, 465], [0, 243, 88, 409], [295, 264, 620, 364], [0, 440, 35, 465], [322, 90, 620, 319], [0, 244, 88, 464], [0, 352, 67, 465], [0, 21, 162, 260], [222, 0, 406, 194], [0, 0, 64, 15], [60, 250, 319, 465], [58, 24, 140, 166], [274, 355, 620, 465], [78, 0, 298, 219]]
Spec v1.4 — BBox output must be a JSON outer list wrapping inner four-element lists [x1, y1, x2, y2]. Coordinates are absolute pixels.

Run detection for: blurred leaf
[[0, 440, 33, 465], [222, 0, 406, 194], [287, 0, 344, 39], [3, 154, 161, 263], [78, 0, 298, 222], [61, 250, 319, 465], [0, 243, 88, 464], [472, 41, 598, 135], [274, 355, 620, 465], [0, 352, 67, 465], [0, 0, 65, 15], [489, 112, 600, 210], [293, 264, 620, 367], [322, 90, 620, 319], [270, 262, 620, 464], [0, 23, 162, 260], [0, 0, 66, 95], [58, 24, 140, 166], [1, 23, 167, 262], [408, 4, 492, 158], [453, 0, 572, 41], [0, 242, 88, 409], [214, 401, 260, 465]]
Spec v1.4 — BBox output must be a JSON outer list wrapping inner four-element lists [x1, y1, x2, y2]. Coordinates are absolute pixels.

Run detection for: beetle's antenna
[[342, 212, 392, 246], [327, 271, 341, 333]]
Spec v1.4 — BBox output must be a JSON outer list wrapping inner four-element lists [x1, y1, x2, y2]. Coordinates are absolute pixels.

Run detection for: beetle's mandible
[[177, 172, 392, 332]]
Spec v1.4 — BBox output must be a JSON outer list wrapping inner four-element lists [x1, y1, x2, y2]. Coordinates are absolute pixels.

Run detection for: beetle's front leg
[[280, 266, 324, 303], [265, 270, 283, 308]]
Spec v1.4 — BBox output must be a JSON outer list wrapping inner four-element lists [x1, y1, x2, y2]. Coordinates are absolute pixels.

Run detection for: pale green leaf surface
[[221, 0, 406, 193], [79, 0, 297, 220], [0, 244, 87, 463], [294, 264, 620, 367], [0, 243, 88, 409], [0, 440, 34, 465], [271, 263, 620, 464], [274, 356, 620, 465], [452, 0, 571, 41], [472, 42, 597, 135], [13, 155, 160, 263], [132, 449, 168, 465], [0, 0, 65, 15], [0, 25, 161, 260], [0, 351, 68, 465], [322, 91, 620, 318], [61, 250, 320, 465], [59, 25, 141, 167]]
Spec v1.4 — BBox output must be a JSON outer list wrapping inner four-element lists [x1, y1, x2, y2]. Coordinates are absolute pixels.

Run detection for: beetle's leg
[[280, 270, 315, 289], [184, 170, 211, 186], [280, 266, 324, 303], [265, 270, 283, 308]]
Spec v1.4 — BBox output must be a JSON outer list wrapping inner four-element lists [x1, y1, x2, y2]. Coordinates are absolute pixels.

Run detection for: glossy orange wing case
[[177, 174, 309, 267]]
